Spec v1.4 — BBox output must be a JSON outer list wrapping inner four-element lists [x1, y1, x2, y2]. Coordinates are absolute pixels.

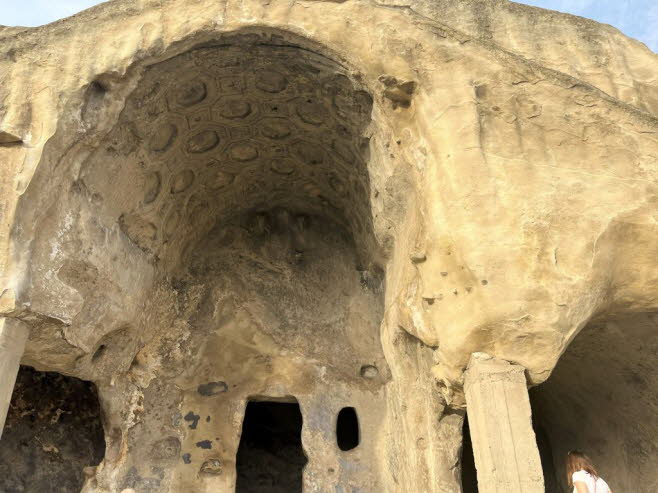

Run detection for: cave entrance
[[0, 366, 105, 492], [236, 400, 307, 492], [530, 312, 658, 492]]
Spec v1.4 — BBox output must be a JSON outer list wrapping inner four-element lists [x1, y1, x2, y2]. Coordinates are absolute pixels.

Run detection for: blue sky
[[0, 0, 656, 53], [521, 0, 658, 52]]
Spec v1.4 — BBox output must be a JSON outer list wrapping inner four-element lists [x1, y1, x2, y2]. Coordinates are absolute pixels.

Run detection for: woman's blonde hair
[[566, 450, 599, 486]]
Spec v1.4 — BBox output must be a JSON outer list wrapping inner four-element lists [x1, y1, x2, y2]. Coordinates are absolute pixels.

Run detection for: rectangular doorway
[[236, 400, 306, 492]]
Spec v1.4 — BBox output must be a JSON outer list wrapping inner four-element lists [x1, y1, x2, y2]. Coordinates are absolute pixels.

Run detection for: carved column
[[464, 353, 544, 493], [0, 318, 28, 439]]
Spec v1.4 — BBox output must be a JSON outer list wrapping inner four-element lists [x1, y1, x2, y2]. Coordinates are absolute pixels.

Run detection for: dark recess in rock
[[0, 366, 105, 493], [197, 381, 229, 396]]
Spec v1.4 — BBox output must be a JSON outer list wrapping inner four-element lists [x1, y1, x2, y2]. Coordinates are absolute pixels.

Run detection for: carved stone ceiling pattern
[[82, 43, 374, 265]]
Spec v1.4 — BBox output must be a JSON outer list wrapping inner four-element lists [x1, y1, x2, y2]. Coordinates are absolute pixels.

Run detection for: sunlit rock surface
[[0, 0, 656, 491]]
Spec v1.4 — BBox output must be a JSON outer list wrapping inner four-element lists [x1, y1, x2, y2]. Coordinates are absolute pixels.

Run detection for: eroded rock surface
[[0, 0, 656, 491]]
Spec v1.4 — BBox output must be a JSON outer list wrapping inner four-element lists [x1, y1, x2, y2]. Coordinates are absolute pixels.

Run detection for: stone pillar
[[0, 318, 28, 439], [464, 353, 544, 493]]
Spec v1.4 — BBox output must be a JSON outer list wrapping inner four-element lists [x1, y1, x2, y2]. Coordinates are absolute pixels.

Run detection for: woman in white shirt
[[566, 450, 613, 493]]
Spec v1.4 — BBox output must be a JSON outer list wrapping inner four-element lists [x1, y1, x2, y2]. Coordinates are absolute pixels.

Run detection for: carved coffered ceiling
[[81, 41, 375, 266]]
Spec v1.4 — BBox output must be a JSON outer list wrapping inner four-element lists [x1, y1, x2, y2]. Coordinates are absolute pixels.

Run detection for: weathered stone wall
[[401, 0, 658, 115], [0, 0, 656, 492]]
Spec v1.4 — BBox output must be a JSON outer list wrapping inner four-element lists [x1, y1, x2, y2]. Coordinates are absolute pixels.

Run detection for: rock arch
[[7, 29, 425, 492], [531, 311, 658, 493]]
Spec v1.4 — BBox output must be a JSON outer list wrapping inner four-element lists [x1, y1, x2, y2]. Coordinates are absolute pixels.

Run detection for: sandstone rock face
[[0, 0, 656, 492]]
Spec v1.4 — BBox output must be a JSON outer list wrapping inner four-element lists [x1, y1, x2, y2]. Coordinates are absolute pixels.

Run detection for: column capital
[[465, 352, 527, 385]]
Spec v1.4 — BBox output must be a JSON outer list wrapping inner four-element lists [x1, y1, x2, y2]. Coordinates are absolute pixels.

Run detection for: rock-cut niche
[[91, 35, 386, 487], [13, 33, 390, 490]]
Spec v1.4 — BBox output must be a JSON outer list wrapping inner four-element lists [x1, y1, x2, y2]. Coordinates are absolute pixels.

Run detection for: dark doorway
[[336, 407, 360, 451], [531, 413, 562, 493], [236, 400, 306, 493], [461, 414, 478, 493], [0, 366, 105, 493]]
